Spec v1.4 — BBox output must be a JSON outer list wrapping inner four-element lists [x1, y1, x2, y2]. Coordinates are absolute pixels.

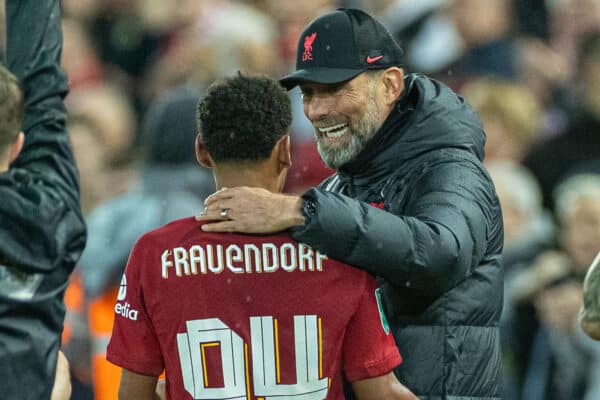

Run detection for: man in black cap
[[198, 8, 504, 399]]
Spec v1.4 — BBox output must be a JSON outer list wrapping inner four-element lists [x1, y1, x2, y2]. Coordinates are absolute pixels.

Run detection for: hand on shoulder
[[196, 187, 305, 234]]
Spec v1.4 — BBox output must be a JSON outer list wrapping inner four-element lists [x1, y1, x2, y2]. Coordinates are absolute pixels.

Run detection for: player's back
[[108, 217, 399, 399]]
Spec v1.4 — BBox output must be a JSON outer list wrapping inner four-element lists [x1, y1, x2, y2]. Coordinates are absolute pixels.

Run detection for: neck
[[213, 162, 282, 192], [0, 152, 9, 172]]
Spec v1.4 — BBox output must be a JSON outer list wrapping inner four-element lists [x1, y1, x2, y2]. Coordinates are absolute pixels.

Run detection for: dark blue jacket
[[292, 74, 504, 399]]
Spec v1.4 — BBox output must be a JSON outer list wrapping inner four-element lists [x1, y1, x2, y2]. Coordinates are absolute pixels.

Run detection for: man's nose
[[304, 95, 333, 121]]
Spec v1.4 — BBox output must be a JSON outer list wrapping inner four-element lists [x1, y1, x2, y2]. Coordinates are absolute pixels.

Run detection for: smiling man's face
[[300, 72, 386, 169]]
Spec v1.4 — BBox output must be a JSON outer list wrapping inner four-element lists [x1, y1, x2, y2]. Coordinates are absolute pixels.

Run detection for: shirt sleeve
[[1, 0, 86, 275], [106, 240, 164, 376], [342, 274, 402, 381]]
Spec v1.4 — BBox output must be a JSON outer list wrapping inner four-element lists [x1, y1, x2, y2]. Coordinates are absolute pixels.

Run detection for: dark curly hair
[[197, 73, 292, 163]]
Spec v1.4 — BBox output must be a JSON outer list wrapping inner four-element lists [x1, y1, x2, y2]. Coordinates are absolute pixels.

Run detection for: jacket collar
[[337, 75, 418, 188], [335, 73, 486, 191]]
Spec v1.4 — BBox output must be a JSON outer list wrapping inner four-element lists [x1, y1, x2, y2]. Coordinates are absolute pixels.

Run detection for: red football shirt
[[107, 217, 401, 400]]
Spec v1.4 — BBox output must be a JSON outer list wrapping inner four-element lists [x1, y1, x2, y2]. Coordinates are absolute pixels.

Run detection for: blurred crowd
[[1, 0, 599, 399]]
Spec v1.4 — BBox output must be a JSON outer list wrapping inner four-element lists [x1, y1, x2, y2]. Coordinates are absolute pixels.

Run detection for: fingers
[[196, 209, 227, 221], [200, 220, 241, 233], [195, 186, 272, 231], [203, 187, 234, 207], [198, 188, 238, 221], [196, 200, 235, 221]]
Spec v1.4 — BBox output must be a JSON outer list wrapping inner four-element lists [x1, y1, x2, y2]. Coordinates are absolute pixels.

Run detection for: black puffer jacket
[[292, 74, 503, 399], [0, 1, 86, 399]]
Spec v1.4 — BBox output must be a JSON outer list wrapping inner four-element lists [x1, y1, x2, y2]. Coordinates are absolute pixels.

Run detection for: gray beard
[[316, 127, 371, 169], [315, 98, 382, 170]]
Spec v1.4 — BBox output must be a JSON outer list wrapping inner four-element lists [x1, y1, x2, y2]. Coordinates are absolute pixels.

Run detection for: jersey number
[[176, 316, 329, 399]]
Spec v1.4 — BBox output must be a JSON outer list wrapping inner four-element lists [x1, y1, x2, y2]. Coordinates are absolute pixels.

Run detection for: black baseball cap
[[280, 8, 403, 90]]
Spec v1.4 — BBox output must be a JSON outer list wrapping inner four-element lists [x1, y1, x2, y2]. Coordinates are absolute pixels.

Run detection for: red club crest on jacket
[[370, 201, 385, 209]]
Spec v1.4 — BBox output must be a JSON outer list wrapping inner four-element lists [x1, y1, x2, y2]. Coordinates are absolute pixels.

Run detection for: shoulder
[[135, 216, 198, 249], [399, 74, 485, 160], [412, 74, 482, 132], [317, 172, 340, 191], [408, 155, 497, 206], [407, 73, 467, 112]]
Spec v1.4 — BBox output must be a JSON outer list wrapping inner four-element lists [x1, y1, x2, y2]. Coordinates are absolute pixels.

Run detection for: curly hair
[[197, 73, 292, 163], [0, 64, 23, 150]]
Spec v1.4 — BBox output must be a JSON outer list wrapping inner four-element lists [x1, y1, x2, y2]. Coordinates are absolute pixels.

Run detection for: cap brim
[[279, 67, 365, 90]]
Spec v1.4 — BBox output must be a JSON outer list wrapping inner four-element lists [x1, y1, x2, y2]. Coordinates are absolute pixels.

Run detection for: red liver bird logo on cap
[[302, 32, 317, 61]]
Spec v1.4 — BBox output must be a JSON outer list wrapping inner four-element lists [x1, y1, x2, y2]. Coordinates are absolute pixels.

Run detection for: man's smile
[[317, 123, 349, 138]]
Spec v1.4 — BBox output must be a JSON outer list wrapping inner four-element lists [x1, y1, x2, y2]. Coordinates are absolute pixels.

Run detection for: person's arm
[[1, 0, 86, 273], [155, 379, 166, 400], [342, 272, 416, 398], [352, 372, 418, 400], [107, 238, 166, 393], [198, 186, 304, 234], [119, 369, 161, 400], [580, 251, 600, 340], [50, 351, 72, 400], [199, 161, 495, 297]]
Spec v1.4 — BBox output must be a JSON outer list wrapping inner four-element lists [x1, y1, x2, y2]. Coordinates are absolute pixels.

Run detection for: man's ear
[[8, 131, 25, 164], [195, 134, 214, 168], [381, 67, 404, 106], [276, 134, 292, 171]]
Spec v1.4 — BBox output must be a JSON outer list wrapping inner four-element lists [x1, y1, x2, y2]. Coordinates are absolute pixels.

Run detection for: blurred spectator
[[580, 251, 600, 341], [508, 173, 600, 400], [284, 140, 333, 194], [78, 86, 214, 400], [487, 161, 555, 399], [142, 33, 219, 103], [517, 36, 570, 117], [554, 174, 600, 278], [62, 0, 102, 21], [143, 0, 281, 103], [386, 0, 461, 74], [462, 78, 542, 163], [381, 0, 519, 86], [63, 82, 138, 399], [511, 0, 600, 135], [68, 116, 108, 216], [261, 0, 337, 192], [61, 270, 93, 400], [67, 83, 138, 210], [61, 18, 104, 90], [549, 0, 600, 78], [445, 0, 518, 82], [524, 32, 600, 212], [88, 1, 165, 83], [265, 0, 336, 70], [526, 276, 589, 400], [513, 0, 550, 39], [487, 162, 554, 274], [0, 0, 5, 59], [67, 83, 136, 158]]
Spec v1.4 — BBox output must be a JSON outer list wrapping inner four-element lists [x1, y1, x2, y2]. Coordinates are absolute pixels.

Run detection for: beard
[[314, 93, 383, 169]]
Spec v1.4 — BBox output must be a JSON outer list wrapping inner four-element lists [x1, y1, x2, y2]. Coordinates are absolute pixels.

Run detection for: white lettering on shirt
[[160, 243, 328, 279]]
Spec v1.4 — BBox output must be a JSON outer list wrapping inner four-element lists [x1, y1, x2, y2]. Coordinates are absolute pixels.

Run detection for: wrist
[[284, 195, 306, 227]]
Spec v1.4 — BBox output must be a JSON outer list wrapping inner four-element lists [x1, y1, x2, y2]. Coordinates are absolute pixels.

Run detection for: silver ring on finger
[[220, 208, 229, 219]]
